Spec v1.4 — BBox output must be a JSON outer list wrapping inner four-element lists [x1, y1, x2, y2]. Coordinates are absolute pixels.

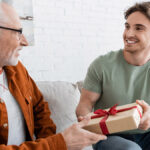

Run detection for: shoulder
[[90, 50, 121, 69], [97, 50, 121, 63]]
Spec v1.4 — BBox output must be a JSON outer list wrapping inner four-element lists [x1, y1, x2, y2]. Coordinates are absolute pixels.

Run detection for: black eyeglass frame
[[0, 26, 22, 34]]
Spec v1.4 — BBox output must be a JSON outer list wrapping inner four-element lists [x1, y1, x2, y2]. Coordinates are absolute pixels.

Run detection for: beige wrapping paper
[[83, 103, 143, 134]]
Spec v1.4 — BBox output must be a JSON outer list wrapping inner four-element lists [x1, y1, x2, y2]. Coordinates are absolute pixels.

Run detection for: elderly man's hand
[[61, 116, 107, 150], [136, 100, 150, 130]]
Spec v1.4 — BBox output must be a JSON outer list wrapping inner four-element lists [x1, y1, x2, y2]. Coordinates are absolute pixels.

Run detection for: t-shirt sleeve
[[83, 57, 103, 94]]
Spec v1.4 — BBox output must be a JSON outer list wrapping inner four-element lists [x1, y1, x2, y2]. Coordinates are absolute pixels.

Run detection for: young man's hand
[[61, 116, 107, 150], [136, 100, 150, 130], [77, 114, 91, 122]]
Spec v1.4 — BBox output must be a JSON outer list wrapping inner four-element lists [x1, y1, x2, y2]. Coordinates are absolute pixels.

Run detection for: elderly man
[[0, 2, 107, 150], [76, 2, 150, 150]]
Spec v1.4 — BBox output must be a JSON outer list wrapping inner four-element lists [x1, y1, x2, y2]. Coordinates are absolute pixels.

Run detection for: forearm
[[76, 99, 93, 117], [0, 134, 67, 150], [76, 89, 100, 118]]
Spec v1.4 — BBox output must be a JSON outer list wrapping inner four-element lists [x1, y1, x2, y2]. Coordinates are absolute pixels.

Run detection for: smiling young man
[[76, 2, 150, 150]]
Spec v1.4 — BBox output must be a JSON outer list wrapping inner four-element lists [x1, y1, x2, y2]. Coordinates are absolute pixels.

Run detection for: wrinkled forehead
[[0, 2, 21, 28]]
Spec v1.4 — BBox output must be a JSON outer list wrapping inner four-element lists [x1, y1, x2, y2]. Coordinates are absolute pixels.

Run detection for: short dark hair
[[124, 2, 150, 20]]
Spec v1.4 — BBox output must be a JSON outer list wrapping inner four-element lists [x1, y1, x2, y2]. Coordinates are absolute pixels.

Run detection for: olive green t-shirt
[[83, 49, 150, 134]]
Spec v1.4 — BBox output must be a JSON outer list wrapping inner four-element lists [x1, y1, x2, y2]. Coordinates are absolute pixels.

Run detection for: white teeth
[[126, 40, 137, 44]]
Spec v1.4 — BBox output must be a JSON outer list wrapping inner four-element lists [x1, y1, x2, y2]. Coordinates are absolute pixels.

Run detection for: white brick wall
[[20, 0, 147, 82]]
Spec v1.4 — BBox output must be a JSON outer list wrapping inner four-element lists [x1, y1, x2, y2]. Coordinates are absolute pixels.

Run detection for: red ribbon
[[91, 104, 142, 135]]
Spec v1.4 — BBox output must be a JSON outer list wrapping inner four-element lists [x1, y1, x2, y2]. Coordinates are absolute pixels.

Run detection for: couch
[[36, 81, 93, 150]]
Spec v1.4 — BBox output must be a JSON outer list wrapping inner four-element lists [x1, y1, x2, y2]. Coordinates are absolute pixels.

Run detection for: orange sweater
[[0, 62, 67, 150]]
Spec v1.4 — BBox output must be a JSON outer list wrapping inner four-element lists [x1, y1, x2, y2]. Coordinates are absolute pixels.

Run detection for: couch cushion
[[36, 81, 93, 150], [36, 81, 80, 133]]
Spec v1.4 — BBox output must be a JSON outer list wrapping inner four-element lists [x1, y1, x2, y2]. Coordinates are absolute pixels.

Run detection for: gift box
[[83, 103, 143, 135]]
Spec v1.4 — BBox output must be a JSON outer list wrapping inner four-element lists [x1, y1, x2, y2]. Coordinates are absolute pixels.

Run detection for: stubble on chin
[[124, 46, 137, 54]]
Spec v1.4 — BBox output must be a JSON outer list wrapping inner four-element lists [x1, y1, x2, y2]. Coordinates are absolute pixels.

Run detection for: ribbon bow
[[91, 104, 118, 119], [91, 104, 142, 135]]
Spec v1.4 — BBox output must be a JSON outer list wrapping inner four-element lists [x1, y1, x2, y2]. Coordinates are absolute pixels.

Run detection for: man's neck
[[123, 50, 150, 66]]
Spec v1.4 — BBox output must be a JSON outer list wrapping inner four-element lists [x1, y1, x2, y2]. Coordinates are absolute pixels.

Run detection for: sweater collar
[[3, 65, 16, 78]]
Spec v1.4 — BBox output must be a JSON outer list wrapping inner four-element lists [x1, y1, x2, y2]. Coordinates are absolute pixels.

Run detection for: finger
[[81, 128, 107, 142], [139, 113, 148, 127], [136, 100, 149, 111], [138, 122, 149, 130], [89, 133, 107, 142], [78, 116, 84, 122], [139, 111, 150, 129], [78, 116, 91, 128], [140, 111, 149, 122]]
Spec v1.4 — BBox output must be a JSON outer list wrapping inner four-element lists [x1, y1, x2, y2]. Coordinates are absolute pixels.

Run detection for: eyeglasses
[[0, 26, 22, 34], [0, 26, 23, 41]]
